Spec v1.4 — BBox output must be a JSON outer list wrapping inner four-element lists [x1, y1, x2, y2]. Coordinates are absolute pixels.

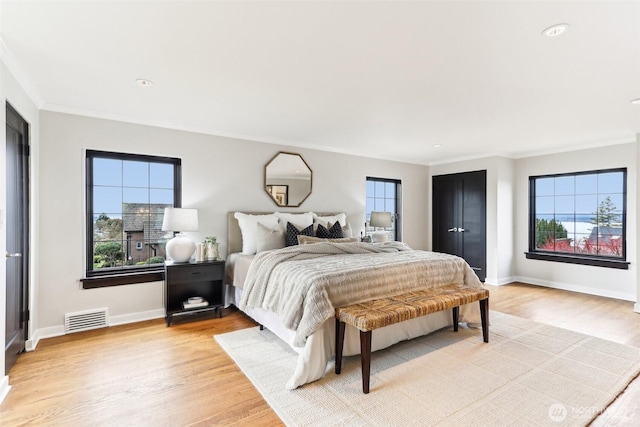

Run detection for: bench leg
[[360, 330, 372, 394], [335, 320, 346, 374], [480, 298, 489, 343], [452, 306, 459, 332]]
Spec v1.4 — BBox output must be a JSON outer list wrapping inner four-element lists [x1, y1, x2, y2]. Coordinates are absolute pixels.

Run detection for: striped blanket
[[239, 242, 483, 346]]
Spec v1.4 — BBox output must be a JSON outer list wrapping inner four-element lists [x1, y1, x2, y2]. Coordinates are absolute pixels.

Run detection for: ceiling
[[1, 1, 639, 165]]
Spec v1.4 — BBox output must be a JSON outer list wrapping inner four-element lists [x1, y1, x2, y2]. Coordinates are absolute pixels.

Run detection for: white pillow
[[256, 222, 286, 252], [313, 212, 347, 226], [342, 223, 353, 238], [234, 212, 279, 254], [274, 212, 314, 232]]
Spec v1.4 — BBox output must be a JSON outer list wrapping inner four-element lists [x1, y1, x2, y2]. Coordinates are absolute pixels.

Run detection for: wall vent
[[64, 308, 108, 334]]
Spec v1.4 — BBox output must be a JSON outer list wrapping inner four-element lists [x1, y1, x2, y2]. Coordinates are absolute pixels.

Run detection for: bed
[[224, 211, 485, 389]]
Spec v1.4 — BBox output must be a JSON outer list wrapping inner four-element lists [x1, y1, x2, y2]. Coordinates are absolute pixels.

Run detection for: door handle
[[6, 252, 23, 258], [447, 228, 457, 232], [458, 228, 465, 232]]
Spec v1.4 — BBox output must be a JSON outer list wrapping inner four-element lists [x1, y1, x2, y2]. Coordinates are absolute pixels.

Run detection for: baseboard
[[28, 309, 166, 351], [0, 375, 10, 405], [28, 325, 65, 350], [634, 302, 640, 313], [483, 276, 515, 286], [513, 275, 636, 302], [108, 309, 165, 327]]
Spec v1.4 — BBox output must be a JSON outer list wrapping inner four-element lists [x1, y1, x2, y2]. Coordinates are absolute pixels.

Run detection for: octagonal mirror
[[264, 152, 312, 207]]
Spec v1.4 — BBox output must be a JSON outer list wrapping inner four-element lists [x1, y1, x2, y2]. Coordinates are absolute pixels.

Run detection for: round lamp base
[[166, 233, 196, 262], [371, 230, 389, 243]]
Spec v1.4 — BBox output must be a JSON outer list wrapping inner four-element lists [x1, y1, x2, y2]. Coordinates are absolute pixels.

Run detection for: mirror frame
[[264, 151, 313, 208]]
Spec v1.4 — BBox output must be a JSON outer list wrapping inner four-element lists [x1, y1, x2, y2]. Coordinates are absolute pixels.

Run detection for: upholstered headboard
[[227, 211, 344, 255]]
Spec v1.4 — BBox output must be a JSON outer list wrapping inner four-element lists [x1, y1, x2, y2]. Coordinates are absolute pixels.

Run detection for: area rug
[[214, 311, 640, 426]]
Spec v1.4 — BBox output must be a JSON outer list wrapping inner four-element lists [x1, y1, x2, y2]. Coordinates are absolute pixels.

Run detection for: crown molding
[[0, 37, 45, 108]]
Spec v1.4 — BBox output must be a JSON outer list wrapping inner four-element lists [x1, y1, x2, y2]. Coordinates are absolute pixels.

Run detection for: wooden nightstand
[[164, 260, 225, 326]]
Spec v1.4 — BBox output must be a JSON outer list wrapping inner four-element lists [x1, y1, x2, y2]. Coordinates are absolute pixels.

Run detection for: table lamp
[[162, 207, 199, 262], [369, 211, 392, 243]]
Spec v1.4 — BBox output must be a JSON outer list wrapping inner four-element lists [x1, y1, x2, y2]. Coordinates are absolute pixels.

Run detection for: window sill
[[81, 268, 164, 289], [525, 252, 629, 270]]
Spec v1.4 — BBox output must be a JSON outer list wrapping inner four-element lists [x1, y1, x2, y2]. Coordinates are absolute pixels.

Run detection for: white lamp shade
[[369, 211, 392, 228], [162, 208, 198, 262], [162, 208, 199, 232]]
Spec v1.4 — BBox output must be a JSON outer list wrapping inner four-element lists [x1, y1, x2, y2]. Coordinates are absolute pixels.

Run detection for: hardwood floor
[[0, 309, 281, 426], [0, 282, 638, 426]]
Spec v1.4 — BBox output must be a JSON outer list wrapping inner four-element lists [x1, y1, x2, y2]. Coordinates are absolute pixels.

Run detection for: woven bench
[[334, 285, 489, 393]]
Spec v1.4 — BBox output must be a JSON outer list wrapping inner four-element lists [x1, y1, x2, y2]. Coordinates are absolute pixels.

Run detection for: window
[[526, 168, 628, 269], [83, 150, 181, 288], [366, 177, 402, 241]]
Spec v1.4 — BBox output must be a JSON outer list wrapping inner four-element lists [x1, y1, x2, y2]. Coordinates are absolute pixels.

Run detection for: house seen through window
[[527, 168, 628, 269], [86, 150, 181, 277], [366, 177, 402, 241]]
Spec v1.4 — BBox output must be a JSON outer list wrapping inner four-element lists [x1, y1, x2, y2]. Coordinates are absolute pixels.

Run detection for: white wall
[[636, 134, 640, 312], [428, 156, 516, 285], [36, 111, 430, 335], [1, 60, 40, 402], [514, 143, 637, 302]]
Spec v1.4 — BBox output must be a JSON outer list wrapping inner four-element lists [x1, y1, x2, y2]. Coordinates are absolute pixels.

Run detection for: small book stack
[[183, 296, 208, 309]]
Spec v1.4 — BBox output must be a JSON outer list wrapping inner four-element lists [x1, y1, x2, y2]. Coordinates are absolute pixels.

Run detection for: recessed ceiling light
[[433, 144, 442, 148], [136, 78, 154, 87], [631, 98, 640, 105], [542, 23, 569, 37]]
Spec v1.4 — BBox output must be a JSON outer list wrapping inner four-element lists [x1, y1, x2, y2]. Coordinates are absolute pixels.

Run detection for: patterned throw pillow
[[316, 221, 344, 239], [286, 222, 314, 246]]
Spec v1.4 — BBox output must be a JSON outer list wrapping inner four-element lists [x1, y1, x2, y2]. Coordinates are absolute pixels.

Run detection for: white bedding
[[225, 246, 483, 389]]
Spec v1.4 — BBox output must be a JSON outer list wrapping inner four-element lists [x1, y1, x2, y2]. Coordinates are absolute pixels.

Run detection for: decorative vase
[[206, 243, 218, 260]]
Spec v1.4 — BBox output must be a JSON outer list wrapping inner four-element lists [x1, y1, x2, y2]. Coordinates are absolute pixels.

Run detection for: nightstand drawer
[[166, 263, 224, 284]]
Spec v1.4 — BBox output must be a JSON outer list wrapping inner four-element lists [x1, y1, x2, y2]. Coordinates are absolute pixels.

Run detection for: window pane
[[124, 188, 149, 204], [375, 181, 385, 197], [385, 182, 395, 198], [575, 174, 596, 195], [93, 214, 123, 241], [575, 194, 597, 215], [554, 196, 574, 214], [93, 187, 122, 214], [150, 189, 174, 205], [374, 199, 385, 211], [123, 161, 149, 188], [150, 163, 174, 189], [554, 176, 574, 196], [535, 178, 554, 196], [535, 196, 554, 214], [385, 200, 395, 214], [598, 194, 623, 214], [384, 199, 396, 214], [93, 240, 125, 269], [598, 172, 624, 193], [93, 158, 122, 186]]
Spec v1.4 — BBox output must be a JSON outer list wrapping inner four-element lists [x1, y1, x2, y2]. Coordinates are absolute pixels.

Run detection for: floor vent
[[64, 308, 108, 334]]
